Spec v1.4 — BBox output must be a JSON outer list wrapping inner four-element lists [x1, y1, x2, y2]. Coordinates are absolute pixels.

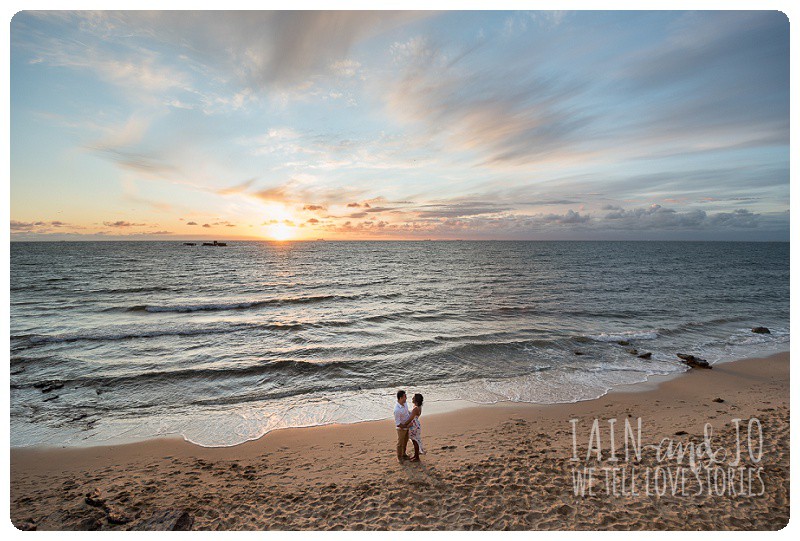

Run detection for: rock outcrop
[[677, 353, 711, 369]]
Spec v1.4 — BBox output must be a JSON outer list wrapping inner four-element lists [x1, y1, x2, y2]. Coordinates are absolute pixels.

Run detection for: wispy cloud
[[384, 35, 594, 166], [102, 220, 147, 227]]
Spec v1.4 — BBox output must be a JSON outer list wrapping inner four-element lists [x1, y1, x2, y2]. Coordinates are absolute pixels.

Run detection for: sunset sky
[[10, 10, 789, 241]]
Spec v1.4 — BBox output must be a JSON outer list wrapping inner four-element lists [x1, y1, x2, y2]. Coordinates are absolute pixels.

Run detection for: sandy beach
[[10, 351, 789, 531]]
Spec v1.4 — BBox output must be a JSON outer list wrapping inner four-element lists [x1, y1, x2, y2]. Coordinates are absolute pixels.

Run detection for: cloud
[[187, 221, 198, 226], [542, 209, 589, 224], [316, 199, 783, 240], [218, 178, 258, 196], [303, 204, 325, 211], [28, 12, 422, 93], [330, 59, 362, 78], [202, 223, 211, 228], [614, 11, 788, 155], [10, 220, 37, 231], [707, 208, 760, 229], [414, 201, 510, 219], [384, 35, 593, 166], [14, 15, 190, 101], [10, 219, 78, 233], [90, 113, 152, 151], [102, 220, 146, 227], [600, 204, 764, 230], [90, 148, 179, 178], [250, 178, 366, 206]]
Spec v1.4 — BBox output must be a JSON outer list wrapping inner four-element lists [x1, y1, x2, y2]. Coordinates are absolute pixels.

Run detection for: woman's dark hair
[[412, 393, 423, 406]]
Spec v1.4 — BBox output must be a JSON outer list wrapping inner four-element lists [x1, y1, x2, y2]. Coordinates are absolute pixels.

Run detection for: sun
[[260, 203, 298, 241], [267, 222, 295, 241]]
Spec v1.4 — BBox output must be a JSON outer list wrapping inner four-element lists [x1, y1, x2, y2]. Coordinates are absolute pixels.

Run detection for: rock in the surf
[[751, 327, 770, 334], [677, 353, 711, 369]]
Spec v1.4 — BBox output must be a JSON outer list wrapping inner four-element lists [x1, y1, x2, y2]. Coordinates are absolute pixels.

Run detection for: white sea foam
[[588, 330, 659, 342]]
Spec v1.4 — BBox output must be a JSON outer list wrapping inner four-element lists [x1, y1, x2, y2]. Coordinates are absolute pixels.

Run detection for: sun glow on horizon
[[259, 203, 300, 241], [266, 222, 295, 241]]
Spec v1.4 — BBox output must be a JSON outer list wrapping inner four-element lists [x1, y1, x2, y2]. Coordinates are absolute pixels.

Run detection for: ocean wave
[[36, 358, 374, 391], [725, 326, 790, 346], [13, 322, 305, 345], [108, 293, 362, 313], [656, 317, 750, 336], [92, 286, 175, 294]]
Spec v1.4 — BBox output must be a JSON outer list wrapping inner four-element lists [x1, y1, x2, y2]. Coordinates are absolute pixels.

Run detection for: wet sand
[[10, 351, 789, 530]]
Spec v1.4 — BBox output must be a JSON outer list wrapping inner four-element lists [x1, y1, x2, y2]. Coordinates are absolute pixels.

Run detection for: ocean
[[10, 241, 789, 448]]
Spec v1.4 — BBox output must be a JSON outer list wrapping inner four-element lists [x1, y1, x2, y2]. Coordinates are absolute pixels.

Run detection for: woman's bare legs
[[411, 440, 420, 462]]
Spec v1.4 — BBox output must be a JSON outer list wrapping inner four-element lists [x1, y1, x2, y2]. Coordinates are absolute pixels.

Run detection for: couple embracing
[[394, 390, 425, 462]]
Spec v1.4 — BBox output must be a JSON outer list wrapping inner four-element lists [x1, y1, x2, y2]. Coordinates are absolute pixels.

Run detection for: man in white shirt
[[394, 390, 411, 462]]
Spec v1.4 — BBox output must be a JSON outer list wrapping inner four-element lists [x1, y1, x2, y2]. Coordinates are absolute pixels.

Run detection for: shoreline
[[11, 346, 789, 452], [12, 347, 790, 453], [11, 350, 790, 530]]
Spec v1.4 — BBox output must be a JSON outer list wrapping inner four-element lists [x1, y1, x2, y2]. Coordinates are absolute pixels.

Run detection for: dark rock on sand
[[674, 430, 688, 436], [617, 340, 630, 346], [85, 488, 106, 508], [78, 516, 103, 531], [752, 327, 770, 334], [712, 398, 725, 403], [36, 507, 104, 531], [131, 509, 194, 531], [34, 380, 64, 393], [62, 479, 78, 491], [677, 354, 712, 369], [573, 350, 584, 356], [638, 352, 652, 360], [106, 507, 132, 525]]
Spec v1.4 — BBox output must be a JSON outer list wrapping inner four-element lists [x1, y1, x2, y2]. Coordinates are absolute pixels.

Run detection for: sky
[[9, 10, 790, 241]]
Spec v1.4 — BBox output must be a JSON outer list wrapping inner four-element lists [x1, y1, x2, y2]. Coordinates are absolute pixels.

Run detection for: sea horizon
[[9, 239, 792, 243]]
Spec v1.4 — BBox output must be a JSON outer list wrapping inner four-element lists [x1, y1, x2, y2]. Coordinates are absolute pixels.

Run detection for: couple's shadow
[[395, 454, 445, 487]]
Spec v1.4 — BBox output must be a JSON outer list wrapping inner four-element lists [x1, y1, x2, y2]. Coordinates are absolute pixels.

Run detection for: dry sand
[[10, 351, 789, 531]]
